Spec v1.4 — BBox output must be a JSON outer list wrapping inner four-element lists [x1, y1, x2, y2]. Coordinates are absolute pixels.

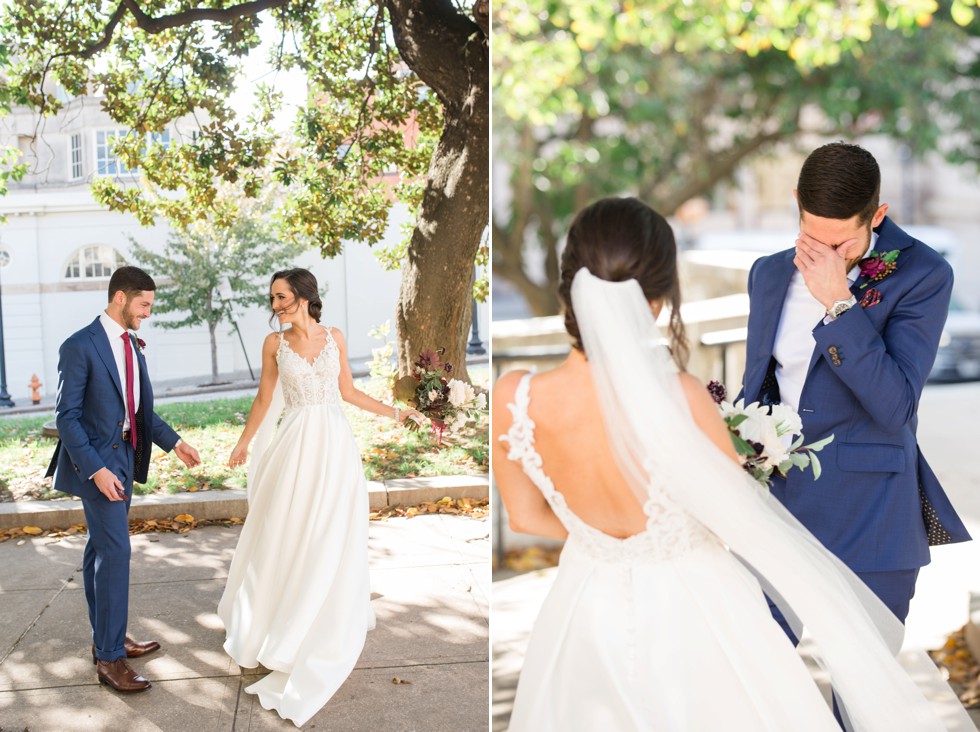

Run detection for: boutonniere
[[131, 335, 146, 354], [858, 249, 900, 289], [859, 288, 882, 309]]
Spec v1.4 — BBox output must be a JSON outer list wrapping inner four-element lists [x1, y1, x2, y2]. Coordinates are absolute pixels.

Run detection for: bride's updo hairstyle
[[558, 196, 689, 369], [269, 268, 323, 324]]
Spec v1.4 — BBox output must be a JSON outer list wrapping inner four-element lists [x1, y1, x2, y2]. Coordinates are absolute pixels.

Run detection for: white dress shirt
[[772, 233, 876, 412], [99, 311, 141, 430]]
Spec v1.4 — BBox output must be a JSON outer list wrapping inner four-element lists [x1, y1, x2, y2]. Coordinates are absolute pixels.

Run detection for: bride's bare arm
[[492, 371, 569, 540], [333, 328, 420, 423], [679, 373, 741, 464], [228, 334, 281, 466]]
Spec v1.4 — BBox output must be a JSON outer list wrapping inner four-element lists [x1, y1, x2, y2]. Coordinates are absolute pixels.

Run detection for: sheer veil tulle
[[570, 267, 968, 731]]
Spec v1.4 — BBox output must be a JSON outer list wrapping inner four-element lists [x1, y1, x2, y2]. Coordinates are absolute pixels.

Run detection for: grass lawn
[[0, 375, 488, 502]]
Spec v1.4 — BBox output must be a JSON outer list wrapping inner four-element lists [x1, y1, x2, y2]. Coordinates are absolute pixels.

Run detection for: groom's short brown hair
[[107, 266, 156, 303], [796, 142, 881, 226]]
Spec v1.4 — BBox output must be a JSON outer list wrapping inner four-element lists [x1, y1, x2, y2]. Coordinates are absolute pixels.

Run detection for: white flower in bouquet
[[427, 388, 440, 402], [769, 403, 803, 438], [475, 392, 487, 410], [732, 400, 790, 469], [707, 381, 834, 488], [447, 379, 474, 408]]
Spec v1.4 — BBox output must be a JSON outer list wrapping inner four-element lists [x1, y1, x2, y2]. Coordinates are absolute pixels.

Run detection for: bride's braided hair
[[269, 268, 323, 325], [557, 196, 689, 370]]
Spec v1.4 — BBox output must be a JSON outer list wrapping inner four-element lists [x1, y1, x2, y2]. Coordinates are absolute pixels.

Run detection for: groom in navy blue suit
[[741, 142, 970, 635], [51, 266, 200, 692]]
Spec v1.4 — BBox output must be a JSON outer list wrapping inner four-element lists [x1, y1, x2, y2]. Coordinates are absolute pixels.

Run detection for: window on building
[[70, 133, 83, 180], [96, 130, 136, 176], [64, 245, 127, 280], [95, 129, 171, 176]]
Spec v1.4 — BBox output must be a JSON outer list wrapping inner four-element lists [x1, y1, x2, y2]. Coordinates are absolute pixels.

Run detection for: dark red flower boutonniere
[[859, 288, 882, 309], [135, 336, 146, 354], [858, 249, 900, 289]]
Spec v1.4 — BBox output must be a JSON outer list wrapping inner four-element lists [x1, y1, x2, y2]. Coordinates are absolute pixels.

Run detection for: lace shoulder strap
[[499, 373, 560, 503], [322, 324, 339, 350]]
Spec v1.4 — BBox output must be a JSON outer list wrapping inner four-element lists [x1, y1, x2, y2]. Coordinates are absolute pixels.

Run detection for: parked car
[[930, 295, 980, 383]]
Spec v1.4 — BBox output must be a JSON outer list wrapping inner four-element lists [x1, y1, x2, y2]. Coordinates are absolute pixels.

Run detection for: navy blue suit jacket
[[53, 317, 180, 500], [740, 217, 969, 572]]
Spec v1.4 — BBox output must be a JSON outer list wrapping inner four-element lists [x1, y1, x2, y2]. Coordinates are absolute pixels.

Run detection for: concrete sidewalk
[[0, 512, 489, 731]]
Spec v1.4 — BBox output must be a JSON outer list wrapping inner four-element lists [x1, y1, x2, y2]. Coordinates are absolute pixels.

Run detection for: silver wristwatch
[[828, 295, 857, 320]]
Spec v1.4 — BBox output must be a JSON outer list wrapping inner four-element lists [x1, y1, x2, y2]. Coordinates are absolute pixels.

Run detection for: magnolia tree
[[0, 29, 27, 215], [0, 0, 488, 381], [128, 190, 305, 382], [493, 0, 980, 315]]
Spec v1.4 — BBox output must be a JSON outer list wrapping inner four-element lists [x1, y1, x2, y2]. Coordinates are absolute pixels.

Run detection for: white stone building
[[0, 98, 487, 404]]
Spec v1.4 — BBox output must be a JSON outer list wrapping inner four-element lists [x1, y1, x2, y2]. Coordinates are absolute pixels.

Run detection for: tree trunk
[[206, 294, 219, 383], [395, 117, 487, 382], [209, 319, 219, 382], [385, 0, 488, 382]]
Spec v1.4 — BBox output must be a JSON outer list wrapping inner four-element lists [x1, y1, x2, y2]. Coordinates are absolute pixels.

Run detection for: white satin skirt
[[218, 404, 376, 727], [509, 536, 838, 731]]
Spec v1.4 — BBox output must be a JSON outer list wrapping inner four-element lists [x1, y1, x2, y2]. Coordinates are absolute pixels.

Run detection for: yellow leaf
[[173, 514, 195, 523], [187, 486, 198, 492], [436, 496, 453, 505], [22, 526, 43, 535]]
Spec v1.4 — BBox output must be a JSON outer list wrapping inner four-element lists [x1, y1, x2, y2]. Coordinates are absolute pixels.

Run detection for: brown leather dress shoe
[[91, 637, 162, 664], [124, 636, 161, 658], [97, 659, 151, 693]]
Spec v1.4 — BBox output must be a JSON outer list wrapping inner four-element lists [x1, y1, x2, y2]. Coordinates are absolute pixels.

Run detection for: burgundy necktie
[[121, 332, 138, 449]]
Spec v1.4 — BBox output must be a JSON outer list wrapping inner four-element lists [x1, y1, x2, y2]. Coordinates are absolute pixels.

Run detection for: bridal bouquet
[[707, 381, 833, 488], [394, 348, 487, 440]]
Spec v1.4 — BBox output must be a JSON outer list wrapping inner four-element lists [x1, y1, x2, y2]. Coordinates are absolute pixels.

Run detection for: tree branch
[[79, 0, 290, 59]]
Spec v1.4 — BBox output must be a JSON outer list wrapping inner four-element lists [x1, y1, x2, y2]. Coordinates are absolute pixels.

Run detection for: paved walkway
[[0, 513, 489, 731]]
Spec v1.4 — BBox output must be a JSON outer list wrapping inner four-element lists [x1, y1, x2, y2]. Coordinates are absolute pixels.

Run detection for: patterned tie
[[121, 332, 138, 449]]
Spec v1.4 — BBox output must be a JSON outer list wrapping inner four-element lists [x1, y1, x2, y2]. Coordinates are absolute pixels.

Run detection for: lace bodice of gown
[[501, 373, 718, 562], [277, 327, 342, 409]]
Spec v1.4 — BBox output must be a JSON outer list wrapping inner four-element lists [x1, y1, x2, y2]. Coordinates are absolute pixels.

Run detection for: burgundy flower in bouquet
[[393, 348, 486, 443]]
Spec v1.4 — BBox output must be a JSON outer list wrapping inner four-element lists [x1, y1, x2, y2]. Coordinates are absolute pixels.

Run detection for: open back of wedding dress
[[502, 269, 970, 731], [218, 327, 375, 727]]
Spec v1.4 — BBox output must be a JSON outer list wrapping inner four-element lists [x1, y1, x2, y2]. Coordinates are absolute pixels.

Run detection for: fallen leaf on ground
[[369, 498, 488, 522], [392, 677, 412, 685], [173, 514, 195, 523], [503, 545, 563, 573], [929, 626, 980, 707], [22, 526, 43, 535]]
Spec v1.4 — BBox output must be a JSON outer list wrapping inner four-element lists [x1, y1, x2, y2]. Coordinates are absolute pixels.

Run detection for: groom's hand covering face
[[794, 213, 869, 309]]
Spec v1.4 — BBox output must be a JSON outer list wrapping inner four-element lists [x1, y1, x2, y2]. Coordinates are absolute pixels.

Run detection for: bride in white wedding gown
[[218, 268, 421, 727], [491, 198, 971, 731]]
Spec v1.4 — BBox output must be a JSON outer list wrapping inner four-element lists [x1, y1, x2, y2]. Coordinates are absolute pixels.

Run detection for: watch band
[[828, 295, 857, 320]]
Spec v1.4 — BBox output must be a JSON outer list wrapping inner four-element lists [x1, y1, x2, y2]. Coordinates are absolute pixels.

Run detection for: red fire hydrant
[[29, 374, 42, 404]]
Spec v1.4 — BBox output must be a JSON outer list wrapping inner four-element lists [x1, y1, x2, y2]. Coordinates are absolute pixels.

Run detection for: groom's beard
[[843, 228, 874, 272], [122, 301, 142, 331]]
